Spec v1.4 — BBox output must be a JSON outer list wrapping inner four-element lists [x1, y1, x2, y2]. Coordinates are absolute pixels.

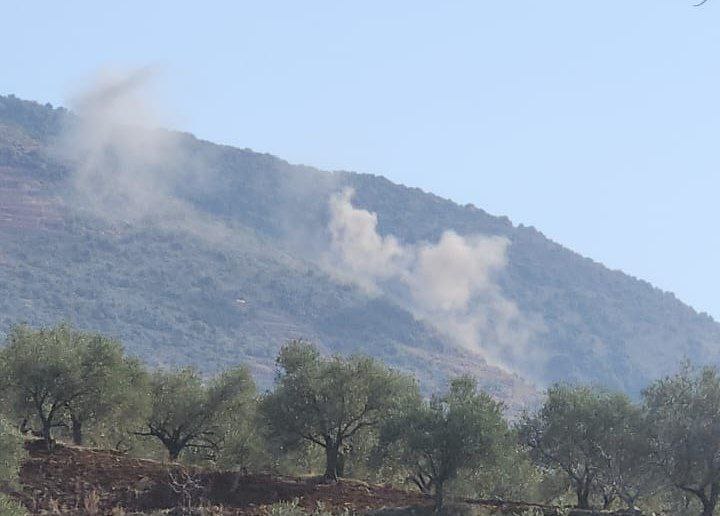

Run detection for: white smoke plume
[[57, 67, 234, 244], [63, 68, 171, 220], [327, 188, 407, 293], [55, 69, 542, 375], [327, 188, 543, 374]]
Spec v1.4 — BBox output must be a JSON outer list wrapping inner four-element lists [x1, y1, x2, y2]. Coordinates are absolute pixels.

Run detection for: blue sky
[[3, 1, 720, 318]]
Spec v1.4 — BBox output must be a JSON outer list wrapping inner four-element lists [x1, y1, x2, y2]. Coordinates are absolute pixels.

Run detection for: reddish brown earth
[[3, 440, 643, 515], [8, 440, 429, 514], [0, 166, 63, 232]]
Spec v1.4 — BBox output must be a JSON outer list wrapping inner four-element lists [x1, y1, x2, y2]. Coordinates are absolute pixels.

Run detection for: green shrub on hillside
[[0, 417, 26, 515], [267, 499, 350, 515], [0, 417, 25, 485], [0, 494, 26, 516]]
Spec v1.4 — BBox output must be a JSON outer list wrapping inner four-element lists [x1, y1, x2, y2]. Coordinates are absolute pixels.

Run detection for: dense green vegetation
[[0, 417, 27, 515], [261, 341, 416, 480], [2, 94, 720, 514], [138, 365, 255, 460], [0, 324, 142, 449], [379, 376, 509, 511], [519, 385, 649, 509], [2, 323, 720, 515], [0, 417, 25, 483], [1, 93, 720, 406], [643, 366, 720, 516]]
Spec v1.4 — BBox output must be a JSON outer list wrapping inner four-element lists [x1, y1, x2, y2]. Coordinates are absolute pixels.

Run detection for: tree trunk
[[701, 482, 719, 516], [602, 490, 614, 510], [620, 492, 638, 511], [323, 441, 340, 481], [71, 416, 83, 446], [337, 448, 346, 477], [434, 481, 444, 514], [701, 500, 714, 516], [41, 418, 54, 452], [410, 471, 433, 495], [167, 442, 182, 461], [576, 480, 591, 509]]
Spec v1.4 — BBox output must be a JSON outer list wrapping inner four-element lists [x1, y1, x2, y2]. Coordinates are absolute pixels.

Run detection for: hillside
[[11, 439, 426, 514], [5, 439, 640, 515], [0, 94, 718, 402]]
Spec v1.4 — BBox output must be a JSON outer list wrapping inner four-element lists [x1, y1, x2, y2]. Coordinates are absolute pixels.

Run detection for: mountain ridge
[[0, 93, 717, 406]]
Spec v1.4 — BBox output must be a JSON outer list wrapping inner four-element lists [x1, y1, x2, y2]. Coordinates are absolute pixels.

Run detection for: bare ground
[[3, 440, 641, 515]]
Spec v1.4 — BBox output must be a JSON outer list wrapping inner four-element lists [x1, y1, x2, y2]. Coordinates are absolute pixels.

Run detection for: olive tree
[[214, 401, 268, 473], [643, 364, 720, 516], [518, 384, 644, 509], [83, 357, 151, 453], [0, 324, 147, 449], [64, 339, 149, 446], [136, 365, 255, 461], [594, 397, 657, 510], [1, 324, 90, 449], [260, 340, 417, 480], [458, 440, 545, 504], [379, 376, 509, 512]]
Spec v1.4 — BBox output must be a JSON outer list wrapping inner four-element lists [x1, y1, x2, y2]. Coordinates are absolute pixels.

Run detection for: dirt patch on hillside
[[0, 166, 64, 232], [9, 440, 428, 514], [3, 440, 643, 515]]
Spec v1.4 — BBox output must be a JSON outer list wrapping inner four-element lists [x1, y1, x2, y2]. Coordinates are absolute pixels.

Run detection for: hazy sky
[[3, 1, 720, 318]]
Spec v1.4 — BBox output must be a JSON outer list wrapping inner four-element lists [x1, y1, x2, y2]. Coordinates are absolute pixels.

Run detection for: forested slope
[[0, 94, 717, 402]]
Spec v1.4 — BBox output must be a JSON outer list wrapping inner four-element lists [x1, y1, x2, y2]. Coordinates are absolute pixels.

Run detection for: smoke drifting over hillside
[[54, 70, 543, 380], [58, 68, 233, 244], [327, 188, 544, 375], [62, 68, 171, 220], [327, 188, 408, 293]]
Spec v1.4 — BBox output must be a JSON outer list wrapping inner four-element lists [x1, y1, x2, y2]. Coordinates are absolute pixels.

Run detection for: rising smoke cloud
[[58, 67, 234, 244], [63, 68, 173, 221], [327, 188, 407, 293], [326, 188, 543, 374], [57, 68, 542, 376]]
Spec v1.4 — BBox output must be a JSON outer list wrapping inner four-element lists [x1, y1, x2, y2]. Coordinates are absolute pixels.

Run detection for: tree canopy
[[260, 340, 417, 480], [0, 324, 148, 449], [3, 321, 720, 514], [137, 365, 255, 461], [518, 384, 649, 509], [643, 364, 720, 516], [380, 376, 509, 512]]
